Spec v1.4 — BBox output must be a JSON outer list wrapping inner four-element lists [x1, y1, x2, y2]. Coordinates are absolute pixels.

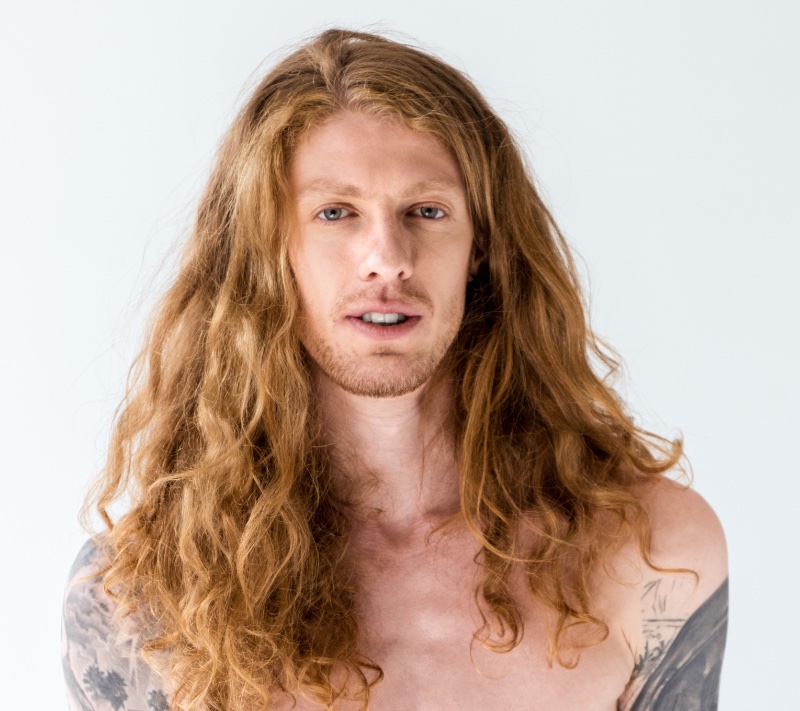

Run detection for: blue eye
[[319, 207, 351, 221], [415, 206, 445, 219]]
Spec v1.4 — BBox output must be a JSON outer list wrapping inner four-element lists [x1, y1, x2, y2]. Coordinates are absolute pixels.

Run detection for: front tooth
[[361, 312, 407, 324]]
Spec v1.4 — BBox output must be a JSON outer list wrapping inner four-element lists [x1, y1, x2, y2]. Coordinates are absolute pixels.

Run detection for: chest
[[284, 532, 634, 711]]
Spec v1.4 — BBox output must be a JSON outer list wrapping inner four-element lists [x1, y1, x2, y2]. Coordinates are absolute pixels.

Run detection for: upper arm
[[61, 539, 172, 711], [618, 480, 729, 711]]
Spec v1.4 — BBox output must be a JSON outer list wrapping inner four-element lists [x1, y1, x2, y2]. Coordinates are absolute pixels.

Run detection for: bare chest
[[282, 532, 634, 711]]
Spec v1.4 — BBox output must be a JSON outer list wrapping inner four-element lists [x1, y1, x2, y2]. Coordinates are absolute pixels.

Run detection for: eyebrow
[[402, 179, 464, 198], [297, 178, 463, 200], [298, 180, 363, 199]]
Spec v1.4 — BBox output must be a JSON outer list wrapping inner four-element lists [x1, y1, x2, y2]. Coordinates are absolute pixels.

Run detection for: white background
[[1, 1, 797, 707]]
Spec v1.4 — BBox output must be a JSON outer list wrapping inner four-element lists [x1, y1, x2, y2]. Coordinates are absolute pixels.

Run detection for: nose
[[357, 215, 413, 283]]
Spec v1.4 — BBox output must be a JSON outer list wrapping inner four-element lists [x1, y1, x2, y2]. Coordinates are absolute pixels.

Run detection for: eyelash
[[413, 206, 446, 219], [316, 205, 447, 221], [317, 207, 352, 221]]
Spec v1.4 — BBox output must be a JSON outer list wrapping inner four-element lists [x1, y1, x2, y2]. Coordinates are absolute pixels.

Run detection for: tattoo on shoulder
[[622, 577, 729, 711], [62, 539, 173, 711], [633, 577, 692, 682]]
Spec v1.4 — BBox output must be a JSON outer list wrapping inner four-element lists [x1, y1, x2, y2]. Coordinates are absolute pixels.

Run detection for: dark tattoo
[[147, 689, 170, 711], [83, 664, 129, 710], [628, 577, 728, 711], [62, 539, 173, 711]]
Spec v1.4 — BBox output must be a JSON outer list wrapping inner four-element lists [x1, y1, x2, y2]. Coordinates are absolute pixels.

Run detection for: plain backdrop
[[1, 1, 798, 707]]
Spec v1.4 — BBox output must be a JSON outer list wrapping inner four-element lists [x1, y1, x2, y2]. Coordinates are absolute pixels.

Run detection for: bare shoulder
[[62, 538, 172, 711], [640, 477, 727, 587], [616, 477, 729, 711]]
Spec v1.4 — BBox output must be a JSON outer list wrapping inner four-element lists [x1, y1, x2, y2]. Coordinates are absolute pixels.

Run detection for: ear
[[467, 243, 483, 282]]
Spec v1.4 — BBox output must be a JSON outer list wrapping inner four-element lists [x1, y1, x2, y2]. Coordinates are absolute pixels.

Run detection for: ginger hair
[[85, 28, 682, 710]]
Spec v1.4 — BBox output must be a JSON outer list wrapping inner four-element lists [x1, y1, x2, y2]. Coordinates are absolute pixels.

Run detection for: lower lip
[[345, 316, 421, 340]]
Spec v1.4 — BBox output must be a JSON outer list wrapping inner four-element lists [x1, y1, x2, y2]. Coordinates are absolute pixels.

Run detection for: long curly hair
[[85, 28, 683, 710]]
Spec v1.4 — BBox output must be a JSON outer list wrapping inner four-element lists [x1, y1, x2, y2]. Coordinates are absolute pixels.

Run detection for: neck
[[315, 371, 461, 530]]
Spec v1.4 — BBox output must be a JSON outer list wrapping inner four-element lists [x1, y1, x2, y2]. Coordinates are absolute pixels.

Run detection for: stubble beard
[[301, 318, 461, 399]]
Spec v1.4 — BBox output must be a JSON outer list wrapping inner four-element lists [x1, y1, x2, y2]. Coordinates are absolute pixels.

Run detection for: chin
[[328, 359, 436, 398], [302, 320, 462, 399], [308, 348, 442, 399], [334, 375, 427, 399]]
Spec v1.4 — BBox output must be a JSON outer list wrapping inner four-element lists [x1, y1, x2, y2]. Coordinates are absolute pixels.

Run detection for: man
[[63, 29, 728, 711]]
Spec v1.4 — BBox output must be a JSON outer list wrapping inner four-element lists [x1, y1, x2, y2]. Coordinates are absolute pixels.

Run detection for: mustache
[[331, 284, 434, 316]]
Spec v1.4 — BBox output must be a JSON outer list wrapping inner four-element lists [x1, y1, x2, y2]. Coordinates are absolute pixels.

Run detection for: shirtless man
[[62, 29, 728, 711]]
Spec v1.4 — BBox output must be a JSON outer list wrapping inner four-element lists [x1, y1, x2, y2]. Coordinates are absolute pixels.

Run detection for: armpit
[[620, 577, 729, 711], [61, 539, 172, 711]]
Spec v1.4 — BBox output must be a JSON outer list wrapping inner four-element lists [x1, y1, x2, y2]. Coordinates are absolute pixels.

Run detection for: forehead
[[289, 111, 465, 198]]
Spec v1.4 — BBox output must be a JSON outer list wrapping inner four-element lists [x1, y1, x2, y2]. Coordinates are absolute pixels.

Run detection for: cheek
[[291, 249, 341, 312], [428, 244, 473, 291], [426, 270, 470, 323], [289, 251, 314, 311]]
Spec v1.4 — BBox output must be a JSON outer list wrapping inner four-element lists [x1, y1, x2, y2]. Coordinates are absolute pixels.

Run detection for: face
[[288, 110, 478, 398]]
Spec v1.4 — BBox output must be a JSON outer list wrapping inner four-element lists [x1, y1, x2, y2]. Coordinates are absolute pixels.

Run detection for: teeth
[[361, 312, 408, 324]]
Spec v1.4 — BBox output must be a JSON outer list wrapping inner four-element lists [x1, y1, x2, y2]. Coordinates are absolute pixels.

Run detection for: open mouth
[[360, 312, 409, 326]]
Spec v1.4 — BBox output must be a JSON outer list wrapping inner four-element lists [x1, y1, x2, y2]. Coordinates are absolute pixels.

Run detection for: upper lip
[[344, 301, 424, 318]]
